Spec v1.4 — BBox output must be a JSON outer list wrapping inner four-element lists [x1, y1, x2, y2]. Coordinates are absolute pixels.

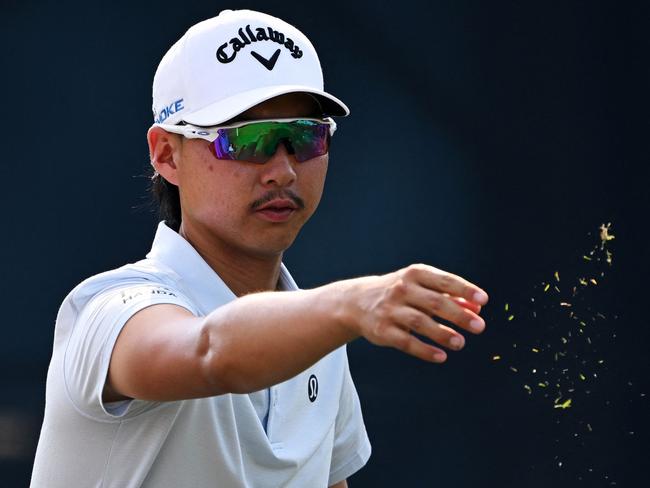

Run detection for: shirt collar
[[145, 222, 299, 313]]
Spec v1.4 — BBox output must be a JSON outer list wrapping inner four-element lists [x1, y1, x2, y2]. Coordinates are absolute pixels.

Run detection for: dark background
[[1, 1, 648, 486]]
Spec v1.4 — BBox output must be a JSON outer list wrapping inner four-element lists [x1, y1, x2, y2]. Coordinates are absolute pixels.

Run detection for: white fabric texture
[[31, 222, 371, 487]]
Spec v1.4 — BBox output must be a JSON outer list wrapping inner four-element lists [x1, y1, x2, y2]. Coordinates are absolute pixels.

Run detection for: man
[[31, 9, 488, 488]]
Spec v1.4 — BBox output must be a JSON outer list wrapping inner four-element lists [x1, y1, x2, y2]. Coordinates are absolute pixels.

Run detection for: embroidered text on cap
[[216, 24, 303, 64]]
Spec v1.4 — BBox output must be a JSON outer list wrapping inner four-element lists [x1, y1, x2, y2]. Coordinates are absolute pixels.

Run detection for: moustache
[[250, 190, 305, 211]]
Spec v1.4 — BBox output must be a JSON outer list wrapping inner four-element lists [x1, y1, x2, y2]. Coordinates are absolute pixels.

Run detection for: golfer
[[31, 9, 489, 488]]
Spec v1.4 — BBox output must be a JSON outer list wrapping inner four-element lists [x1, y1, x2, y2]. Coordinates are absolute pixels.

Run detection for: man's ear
[[147, 126, 182, 186]]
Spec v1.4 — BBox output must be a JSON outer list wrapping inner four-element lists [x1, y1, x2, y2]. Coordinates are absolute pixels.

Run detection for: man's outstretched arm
[[105, 264, 489, 402]]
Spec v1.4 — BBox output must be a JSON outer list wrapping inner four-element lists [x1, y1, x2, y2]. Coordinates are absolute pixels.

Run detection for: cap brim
[[181, 84, 349, 126]]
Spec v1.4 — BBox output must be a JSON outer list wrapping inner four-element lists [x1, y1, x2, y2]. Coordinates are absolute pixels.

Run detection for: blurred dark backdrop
[[1, 1, 648, 486]]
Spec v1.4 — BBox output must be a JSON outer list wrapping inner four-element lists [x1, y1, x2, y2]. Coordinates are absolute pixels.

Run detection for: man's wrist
[[314, 281, 361, 343]]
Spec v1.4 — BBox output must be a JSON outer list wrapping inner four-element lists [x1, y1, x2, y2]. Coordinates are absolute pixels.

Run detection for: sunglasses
[[156, 117, 336, 164]]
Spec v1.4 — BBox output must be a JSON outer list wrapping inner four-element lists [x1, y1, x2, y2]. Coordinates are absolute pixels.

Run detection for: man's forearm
[[199, 282, 359, 394]]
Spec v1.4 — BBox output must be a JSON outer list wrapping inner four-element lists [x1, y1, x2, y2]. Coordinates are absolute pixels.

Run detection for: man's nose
[[259, 142, 297, 187]]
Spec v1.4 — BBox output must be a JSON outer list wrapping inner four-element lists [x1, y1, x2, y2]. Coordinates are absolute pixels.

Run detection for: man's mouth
[[254, 199, 299, 222]]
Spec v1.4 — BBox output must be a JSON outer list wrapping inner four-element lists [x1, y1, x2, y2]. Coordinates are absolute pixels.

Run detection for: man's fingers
[[448, 296, 481, 314], [390, 307, 466, 351], [404, 264, 488, 305], [404, 286, 486, 335], [382, 326, 447, 363]]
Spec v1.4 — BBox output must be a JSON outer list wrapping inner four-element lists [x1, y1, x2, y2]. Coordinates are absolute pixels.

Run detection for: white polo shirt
[[31, 222, 371, 488]]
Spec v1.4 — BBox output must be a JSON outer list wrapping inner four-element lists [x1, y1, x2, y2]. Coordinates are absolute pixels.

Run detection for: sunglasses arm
[[154, 123, 217, 141]]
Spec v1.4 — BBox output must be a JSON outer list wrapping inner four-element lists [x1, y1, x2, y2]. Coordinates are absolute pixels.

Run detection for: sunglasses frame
[[154, 117, 337, 142]]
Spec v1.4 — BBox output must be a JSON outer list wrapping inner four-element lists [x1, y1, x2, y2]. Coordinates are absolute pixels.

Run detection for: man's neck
[[178, 222, 283, 297]]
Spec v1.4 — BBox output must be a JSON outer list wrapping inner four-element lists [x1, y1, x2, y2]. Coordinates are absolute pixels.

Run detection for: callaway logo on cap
[[152, 9, 349, 126]]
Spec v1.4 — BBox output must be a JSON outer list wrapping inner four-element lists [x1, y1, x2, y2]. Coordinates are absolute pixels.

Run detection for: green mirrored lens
[[212, 120, 330, 163]]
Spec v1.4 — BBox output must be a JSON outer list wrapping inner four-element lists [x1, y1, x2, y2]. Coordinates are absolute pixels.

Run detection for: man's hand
[[335, 264, 489, 363]]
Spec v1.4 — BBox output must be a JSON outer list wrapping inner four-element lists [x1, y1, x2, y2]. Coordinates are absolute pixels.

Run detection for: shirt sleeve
[[328, 349, 372, 486], [63, 282, 196, 422]]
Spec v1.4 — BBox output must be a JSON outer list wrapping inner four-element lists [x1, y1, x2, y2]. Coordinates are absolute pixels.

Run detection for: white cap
[[152, 9, 349, 126]]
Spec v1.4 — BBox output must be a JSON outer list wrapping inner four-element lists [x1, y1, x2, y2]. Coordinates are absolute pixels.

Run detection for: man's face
[[174, 93, 329, 257]]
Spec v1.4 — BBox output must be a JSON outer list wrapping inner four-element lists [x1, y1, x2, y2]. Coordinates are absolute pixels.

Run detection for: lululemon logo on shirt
[[307, 374, 318, 403]]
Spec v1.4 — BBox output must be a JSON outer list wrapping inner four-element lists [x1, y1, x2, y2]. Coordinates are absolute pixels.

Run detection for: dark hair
[[150, 170, 182, 231]]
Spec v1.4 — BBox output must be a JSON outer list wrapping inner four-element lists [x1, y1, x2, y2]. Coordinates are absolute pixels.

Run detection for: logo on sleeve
[[120, 287, 177, 305], [307, 374, 318, 403]]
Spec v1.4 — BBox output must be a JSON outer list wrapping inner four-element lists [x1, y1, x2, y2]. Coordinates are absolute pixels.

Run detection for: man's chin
[[231, 230, 297, 259], [250, 238, 297, 258]]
